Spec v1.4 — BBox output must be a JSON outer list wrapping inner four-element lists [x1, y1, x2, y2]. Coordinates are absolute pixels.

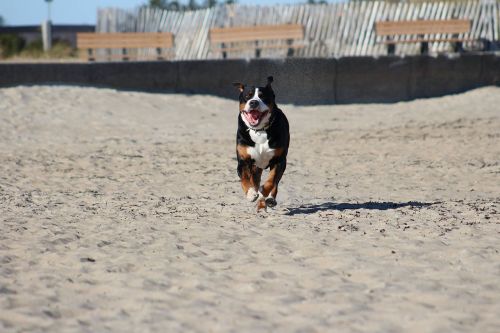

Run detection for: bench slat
[[381, 37, 475, 44], [83, 53, 172, 61], [375, 19, 471, 36], [212, 43, 306, 53], [77, 32, 174, 49], [210, 24, 304, 43]]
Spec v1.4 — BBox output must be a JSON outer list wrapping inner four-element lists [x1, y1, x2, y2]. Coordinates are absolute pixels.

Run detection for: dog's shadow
[[284, 201, 437, 216]]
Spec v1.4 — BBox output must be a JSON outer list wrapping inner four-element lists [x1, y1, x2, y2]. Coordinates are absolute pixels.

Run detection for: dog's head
[[233, 76, 275, 129]]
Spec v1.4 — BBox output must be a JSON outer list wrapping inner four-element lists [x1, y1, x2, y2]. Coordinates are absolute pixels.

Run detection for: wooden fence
[[97, 0, 500, 60]]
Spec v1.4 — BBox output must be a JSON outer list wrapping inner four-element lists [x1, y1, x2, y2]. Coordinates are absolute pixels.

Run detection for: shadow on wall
[[285, 201, 437, 216]]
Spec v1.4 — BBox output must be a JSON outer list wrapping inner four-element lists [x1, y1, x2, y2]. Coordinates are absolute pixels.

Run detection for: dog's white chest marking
[[247, 130, 275, 169]]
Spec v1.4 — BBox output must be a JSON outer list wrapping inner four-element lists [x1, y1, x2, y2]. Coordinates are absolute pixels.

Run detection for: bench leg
[[156, 47, 164, 61], [482, 39, 491, 52], [255, 48, 261, 58], [122, 48, 129, 61], [420, 42, 429, 55], [387, 43, 395, 55], [454, 41, 464, 53], [286, 39, 294, 57], [87, 49, 95, 62], [221, 43, 227, 59]]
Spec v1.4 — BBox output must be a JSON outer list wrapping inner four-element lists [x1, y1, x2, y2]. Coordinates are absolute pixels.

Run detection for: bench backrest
[[375, 19, 471, 36], [210, 24, 304, 43], [77, 32, 174, 49]]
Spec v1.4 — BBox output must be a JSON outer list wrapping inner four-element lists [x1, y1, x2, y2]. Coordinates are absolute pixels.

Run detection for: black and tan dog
[[233, 76, 290, 211]]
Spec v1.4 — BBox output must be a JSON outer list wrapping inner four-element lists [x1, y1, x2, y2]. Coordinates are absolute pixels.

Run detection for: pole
[[42, 0, 53, 52], [42, 20, 52, 52]]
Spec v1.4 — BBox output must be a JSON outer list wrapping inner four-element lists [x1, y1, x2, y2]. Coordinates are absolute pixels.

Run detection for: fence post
[[42, 20, 52, 52]]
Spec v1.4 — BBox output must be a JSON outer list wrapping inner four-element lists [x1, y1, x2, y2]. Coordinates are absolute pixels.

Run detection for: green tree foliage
[[0, 15, 5, 26], [149, 0, 168, 8], [0, 34, 26, 58], [187, 0, 199, 10], [167, 1, 181, 10], [205, 0, 218, 8]]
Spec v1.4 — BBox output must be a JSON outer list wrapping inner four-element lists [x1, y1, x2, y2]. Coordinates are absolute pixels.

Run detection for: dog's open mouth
[[243, 109, 268, 126]]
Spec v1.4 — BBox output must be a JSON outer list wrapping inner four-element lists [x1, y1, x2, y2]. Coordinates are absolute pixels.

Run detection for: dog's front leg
[[237, 145, 262, 202], [257, 155, 287, 210]]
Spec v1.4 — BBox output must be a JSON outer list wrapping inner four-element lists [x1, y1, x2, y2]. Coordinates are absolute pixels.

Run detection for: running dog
[[233, 76, 290, 211]]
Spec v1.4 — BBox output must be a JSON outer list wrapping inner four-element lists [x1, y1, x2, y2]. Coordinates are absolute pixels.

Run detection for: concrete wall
[[0, 54, 498, 104]]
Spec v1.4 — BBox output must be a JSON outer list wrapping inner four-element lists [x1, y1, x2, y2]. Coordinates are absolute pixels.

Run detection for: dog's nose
[[249, 100, 259, 109]]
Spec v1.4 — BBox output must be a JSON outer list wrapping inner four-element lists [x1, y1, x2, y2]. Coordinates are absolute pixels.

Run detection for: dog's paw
[[265, 197, 277, 208], [256, 199, 267, 212], [246, 188, 259, 202]]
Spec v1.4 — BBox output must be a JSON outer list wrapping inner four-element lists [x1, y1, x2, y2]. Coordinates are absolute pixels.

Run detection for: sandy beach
[[0, 85, 499, 332]]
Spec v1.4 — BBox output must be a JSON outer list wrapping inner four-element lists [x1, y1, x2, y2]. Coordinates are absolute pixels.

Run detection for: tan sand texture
[[0, 85, 499, 332]]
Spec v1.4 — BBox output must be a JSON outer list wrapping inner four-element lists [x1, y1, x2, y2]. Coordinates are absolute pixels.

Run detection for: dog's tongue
[[247, 110, 261, 125], [249, 110, 260, 120]]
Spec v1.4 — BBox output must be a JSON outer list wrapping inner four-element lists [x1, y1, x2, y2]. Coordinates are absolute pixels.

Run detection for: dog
[[233, 76, 290, 211]]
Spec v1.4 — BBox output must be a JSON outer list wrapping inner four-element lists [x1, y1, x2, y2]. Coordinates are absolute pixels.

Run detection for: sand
[[0, 85, 499, 333]]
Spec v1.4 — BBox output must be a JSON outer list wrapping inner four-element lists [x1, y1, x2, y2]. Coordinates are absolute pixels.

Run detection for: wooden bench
[[209, 24, 304, 59], [375, 19, 472, 55], [76, 32, 174, 61]]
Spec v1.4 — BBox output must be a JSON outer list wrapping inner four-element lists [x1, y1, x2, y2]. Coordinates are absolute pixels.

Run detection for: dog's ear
[[232, 82, 245, 93], [266, 76, 274, 87]]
